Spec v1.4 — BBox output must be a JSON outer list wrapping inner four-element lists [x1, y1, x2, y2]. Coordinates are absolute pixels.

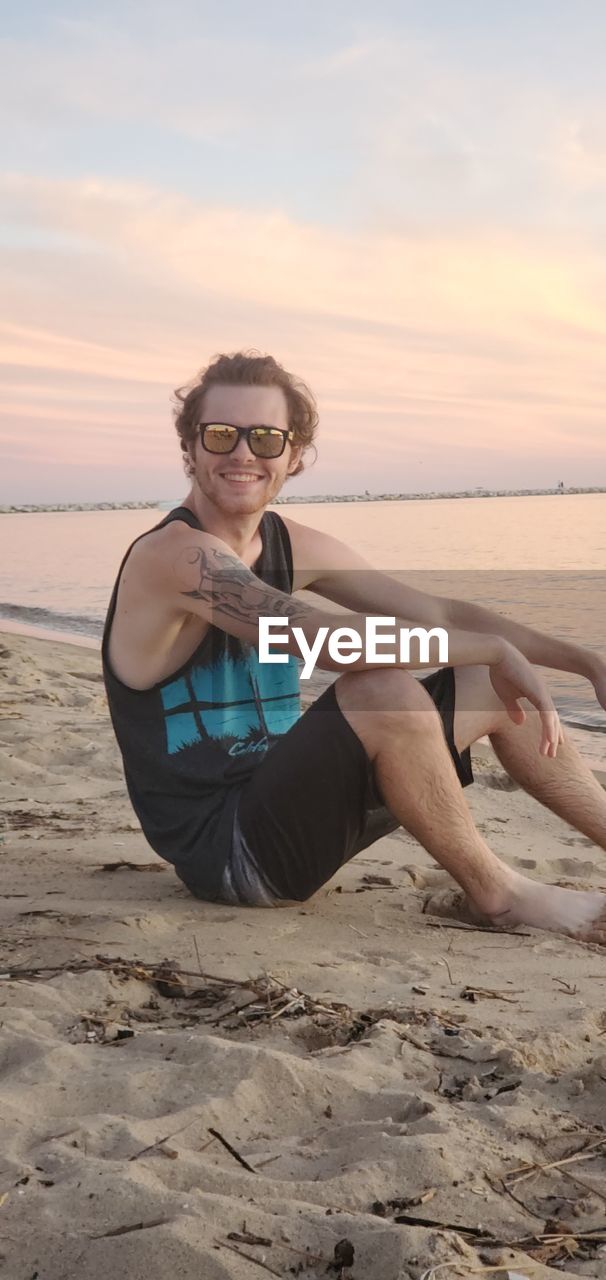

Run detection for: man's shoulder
[[280, 514, 340, 553], [125, 517, 210, 585], [279, 514, 370, 587]]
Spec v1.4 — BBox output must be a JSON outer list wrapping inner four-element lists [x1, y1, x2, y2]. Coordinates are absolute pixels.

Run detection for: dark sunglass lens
[[251, 428, 284, 457], [203, 425, 238, 453]]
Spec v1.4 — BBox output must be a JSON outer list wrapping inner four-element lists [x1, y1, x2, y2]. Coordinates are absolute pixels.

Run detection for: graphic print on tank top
[[160, 641, 301, 758]]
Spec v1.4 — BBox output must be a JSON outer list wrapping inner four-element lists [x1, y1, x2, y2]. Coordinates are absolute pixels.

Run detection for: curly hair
[[172, 350, 318, 479]]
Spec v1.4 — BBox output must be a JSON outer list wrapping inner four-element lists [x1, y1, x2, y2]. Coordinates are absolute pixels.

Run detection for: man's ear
[[185, 442, 196, 478], [287, 445, 303, 475]]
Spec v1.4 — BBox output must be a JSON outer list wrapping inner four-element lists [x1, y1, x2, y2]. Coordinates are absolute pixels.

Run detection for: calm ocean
[[1, 493, 605, 765]]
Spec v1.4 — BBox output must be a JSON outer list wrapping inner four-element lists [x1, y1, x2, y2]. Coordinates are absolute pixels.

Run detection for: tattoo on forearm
[[175, 545, 313, 627]]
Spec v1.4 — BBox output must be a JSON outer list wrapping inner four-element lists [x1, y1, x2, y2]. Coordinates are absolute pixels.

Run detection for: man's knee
[[335, 667, 443, 746], [453, 663, 510, 736]]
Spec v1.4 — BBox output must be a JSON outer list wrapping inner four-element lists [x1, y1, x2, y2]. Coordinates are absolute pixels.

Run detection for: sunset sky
[[2, 1, 606, 503]]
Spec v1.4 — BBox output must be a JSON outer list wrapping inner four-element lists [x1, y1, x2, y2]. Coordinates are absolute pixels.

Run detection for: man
[[102, 351, 606, 941]]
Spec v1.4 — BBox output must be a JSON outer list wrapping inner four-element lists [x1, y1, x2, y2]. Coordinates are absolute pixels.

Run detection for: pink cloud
[[1, 173, 605, 499]]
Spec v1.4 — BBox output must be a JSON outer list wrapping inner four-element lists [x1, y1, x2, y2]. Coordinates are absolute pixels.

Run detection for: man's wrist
[[485, 635, 509, 665], [578, 648, 605, 684]]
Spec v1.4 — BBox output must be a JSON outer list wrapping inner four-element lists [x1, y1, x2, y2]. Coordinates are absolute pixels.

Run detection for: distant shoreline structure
[[2, 486, 606, 513]]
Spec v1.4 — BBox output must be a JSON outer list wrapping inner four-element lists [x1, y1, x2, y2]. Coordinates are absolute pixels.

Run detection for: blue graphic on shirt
[[160, 648, 301, 756]]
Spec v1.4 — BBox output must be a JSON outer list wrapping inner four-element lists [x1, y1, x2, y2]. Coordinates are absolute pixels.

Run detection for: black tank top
[[101, 506, 300, 896]]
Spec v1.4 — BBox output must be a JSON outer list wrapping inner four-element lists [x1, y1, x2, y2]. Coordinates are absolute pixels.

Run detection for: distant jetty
[[0, 500, 160, 514], [273, 485, 606, 504], [1, 487, 605, 513]]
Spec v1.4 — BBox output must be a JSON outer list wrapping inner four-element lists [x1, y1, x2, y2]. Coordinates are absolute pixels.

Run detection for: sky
[[1, 0, 606, 503]]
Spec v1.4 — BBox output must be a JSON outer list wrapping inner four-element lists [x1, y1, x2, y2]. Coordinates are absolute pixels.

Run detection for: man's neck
[[180, 489, 265, 560]]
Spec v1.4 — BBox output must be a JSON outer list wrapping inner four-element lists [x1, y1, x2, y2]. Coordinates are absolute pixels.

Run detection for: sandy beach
[[1, 629, 605, 1280]]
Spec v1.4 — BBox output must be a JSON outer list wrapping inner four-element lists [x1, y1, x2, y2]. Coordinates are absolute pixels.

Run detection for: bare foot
[[487, 871, 606, 943], [424, 874, 606, 944]]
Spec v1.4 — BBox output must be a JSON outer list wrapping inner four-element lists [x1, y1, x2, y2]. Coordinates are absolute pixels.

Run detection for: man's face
[[188, 383, 301, 515]]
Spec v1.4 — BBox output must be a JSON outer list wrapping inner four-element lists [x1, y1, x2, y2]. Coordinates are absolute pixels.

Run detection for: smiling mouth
[[220, 472, 264, 483]]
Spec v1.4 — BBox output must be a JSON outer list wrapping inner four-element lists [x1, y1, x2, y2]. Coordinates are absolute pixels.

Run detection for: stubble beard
[[195, 466, 286, 516]]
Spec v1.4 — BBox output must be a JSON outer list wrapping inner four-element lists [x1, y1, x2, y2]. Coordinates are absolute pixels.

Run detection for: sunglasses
[[197, 422, 294, 459]]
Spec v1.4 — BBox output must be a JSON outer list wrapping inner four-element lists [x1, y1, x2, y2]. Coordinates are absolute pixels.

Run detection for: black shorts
[[216, 667, 474, 906]]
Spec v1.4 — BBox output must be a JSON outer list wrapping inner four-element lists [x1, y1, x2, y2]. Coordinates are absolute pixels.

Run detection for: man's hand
[[489, 642, 564, 758]]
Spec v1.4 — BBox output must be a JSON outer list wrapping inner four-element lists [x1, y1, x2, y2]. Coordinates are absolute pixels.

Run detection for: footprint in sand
[[421, 887, 485, 927], [510, 853, 605, 881], [401, 866, 454, 890], [476, 772, 519, 791], [550, 857, 605, 879]]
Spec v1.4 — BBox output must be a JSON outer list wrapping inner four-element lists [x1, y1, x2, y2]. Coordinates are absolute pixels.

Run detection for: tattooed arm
[[172, 537, 318, 640], [147, 526, 564, 753], [161, 529, 513, 677]]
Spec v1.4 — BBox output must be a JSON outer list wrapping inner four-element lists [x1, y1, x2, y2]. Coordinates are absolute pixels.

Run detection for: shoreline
[[0, 617, 100, 649], [2, 486, 606, 513]]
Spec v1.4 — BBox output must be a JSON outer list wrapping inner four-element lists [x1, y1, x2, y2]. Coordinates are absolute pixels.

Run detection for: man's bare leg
[[453, 662, 606, 850], [336, 667, 606, 941], [487, 708, 606, 852]]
